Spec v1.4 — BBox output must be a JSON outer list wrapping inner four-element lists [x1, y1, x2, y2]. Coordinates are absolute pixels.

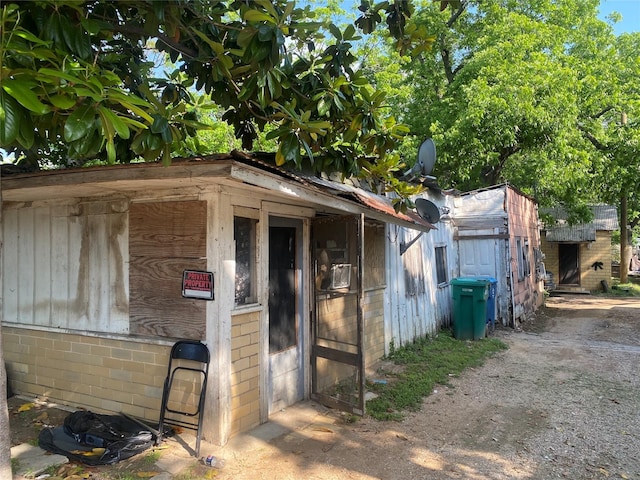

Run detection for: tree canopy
[[0, 0, 453, 207], [392, 0, 639, 221]]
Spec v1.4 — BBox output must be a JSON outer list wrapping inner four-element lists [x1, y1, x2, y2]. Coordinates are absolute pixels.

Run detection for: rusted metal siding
[[505, 186, 544, 322]]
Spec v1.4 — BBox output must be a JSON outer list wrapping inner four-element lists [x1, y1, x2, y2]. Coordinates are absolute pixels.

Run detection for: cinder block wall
[[580, 231, 613, 291], [230, 311, 260, 436], [3, 327, 169, 420], [540, 231, 612, 292], [540, 234, 559, 282], [364, 288, 385, 372]]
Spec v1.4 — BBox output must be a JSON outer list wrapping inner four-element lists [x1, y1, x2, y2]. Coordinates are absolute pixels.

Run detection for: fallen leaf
[[598, 467, 610, 477], [18, 403, 35, 412], [136, 472, 160, 478], [311, 425, 334, 433], [34, 411, 50, 424]]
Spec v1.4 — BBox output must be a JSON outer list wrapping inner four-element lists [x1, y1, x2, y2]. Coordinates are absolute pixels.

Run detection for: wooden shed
[[1, 152, 447, 446], [452, 184, 544, 326]]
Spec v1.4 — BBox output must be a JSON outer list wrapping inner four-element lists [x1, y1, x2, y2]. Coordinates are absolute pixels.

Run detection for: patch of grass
[[366, 330, 508, 421], [142, 449, 162, 465], [603, 280, 640, 297]]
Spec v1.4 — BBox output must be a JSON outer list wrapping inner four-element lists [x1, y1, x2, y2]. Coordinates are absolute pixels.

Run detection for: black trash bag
[[39, 411, 154, 465]]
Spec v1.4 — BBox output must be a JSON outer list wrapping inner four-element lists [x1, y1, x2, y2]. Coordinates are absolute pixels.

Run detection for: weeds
[[142, 449, 162, 465], [601, 280, 640, 297], [366, 330, 508, 421]]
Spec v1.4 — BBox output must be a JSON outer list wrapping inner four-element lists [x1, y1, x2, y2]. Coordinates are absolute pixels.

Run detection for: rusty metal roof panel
[[545, 224, 597, 242], [293, 171, 435, 230], [542, 204, 618, 242]]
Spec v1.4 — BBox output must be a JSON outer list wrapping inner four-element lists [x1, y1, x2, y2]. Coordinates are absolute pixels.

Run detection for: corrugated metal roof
[[542, 204, 618, 242], [546, 224, 597, 242], [1, 150, 435, 231]]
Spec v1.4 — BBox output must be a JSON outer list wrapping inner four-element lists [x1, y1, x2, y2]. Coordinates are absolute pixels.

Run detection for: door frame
[[558, 243, 580, 285], [310, 214, 365, 415], [267, 216, 304, 414], [259, 203, 313, 423]]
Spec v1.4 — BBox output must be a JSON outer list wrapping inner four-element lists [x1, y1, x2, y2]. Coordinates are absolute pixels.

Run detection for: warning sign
[[182, 270, 214, 300]]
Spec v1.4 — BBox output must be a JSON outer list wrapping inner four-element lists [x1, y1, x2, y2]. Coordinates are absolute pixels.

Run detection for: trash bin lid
[[450, 277, 490, 286], [467, 275, 497, 284]]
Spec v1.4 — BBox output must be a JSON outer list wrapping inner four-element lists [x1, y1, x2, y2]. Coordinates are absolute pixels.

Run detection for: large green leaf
[[243, 10, 275, 24], [0, 90, 22, 145], [49, 95, 77, 109], [150, 114, 172, 143], [2, 79, 50, 114], [99, 107, 130, 139], [64, 104, 96, 142], [17, 116, 35, 149]]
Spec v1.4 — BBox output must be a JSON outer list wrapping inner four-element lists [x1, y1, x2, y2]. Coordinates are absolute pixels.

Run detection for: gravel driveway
[[205, 295, 640, 480]]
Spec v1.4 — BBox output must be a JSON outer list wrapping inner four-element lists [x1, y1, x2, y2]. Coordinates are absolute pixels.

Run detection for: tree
[[0, 0, 448, 464], [0, 0, 439, 205], [577, 31, 640, 281], [394, 0, 639, 218]]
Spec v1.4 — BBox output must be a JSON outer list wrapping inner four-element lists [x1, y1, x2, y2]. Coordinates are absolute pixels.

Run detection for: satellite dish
[[417, 138, 436, 176], [415, 198, 441, 224]]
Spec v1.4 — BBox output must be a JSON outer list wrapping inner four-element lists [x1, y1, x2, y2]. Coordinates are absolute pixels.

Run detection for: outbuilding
[[2, 152, 450, 446], [540, 204, 619, 293], [452, 184, 544, 326]]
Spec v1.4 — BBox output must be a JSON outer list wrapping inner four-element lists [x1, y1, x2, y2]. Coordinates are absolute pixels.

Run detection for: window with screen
[[234, 216, 258, 305]]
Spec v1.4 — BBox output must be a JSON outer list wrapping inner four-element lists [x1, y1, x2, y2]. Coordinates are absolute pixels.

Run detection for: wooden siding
[[364, 223, 386, 289], [2, 201, 128, 332], [129, 200, 207, 339], [385, 196, 455, 351]]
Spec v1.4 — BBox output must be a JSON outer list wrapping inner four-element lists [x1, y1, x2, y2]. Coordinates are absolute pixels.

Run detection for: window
[[234, 216, 258, 305], [523, 239, 531, 277], [435, 246, 448, 285], [516, 238, 531, 281]]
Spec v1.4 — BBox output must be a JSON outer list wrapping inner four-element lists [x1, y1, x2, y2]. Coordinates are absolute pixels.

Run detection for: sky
[[598, 0, 640, 35]]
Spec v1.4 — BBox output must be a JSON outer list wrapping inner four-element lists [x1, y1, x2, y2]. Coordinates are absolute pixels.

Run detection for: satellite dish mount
[[400, 198, 441, 255]]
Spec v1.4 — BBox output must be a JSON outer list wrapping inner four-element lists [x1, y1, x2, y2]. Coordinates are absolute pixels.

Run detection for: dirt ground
[[10, 295, 640, 479]]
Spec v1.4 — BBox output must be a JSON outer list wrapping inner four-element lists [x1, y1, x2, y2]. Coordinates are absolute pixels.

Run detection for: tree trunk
[[0, 172, 11, 480], [620, 193, 628, 284]]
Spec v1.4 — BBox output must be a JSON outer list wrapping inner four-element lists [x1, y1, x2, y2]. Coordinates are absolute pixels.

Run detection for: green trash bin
[[451, 278, 490, 340]]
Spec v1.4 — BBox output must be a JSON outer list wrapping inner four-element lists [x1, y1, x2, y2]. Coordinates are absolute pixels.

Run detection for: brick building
[[540, 205, 619, 292]]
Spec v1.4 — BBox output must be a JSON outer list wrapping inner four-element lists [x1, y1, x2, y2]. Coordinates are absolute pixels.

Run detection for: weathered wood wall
[[385, 194, 455, 351], [2, 200, 129, 332], [129, 200, 207, 339]]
